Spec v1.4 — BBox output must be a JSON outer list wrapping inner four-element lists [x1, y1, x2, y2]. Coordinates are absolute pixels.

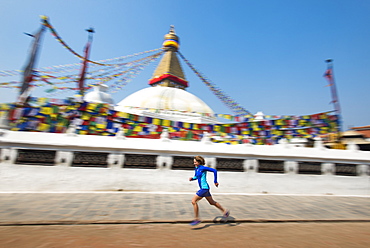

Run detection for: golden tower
[[148, 26, 188, 90]]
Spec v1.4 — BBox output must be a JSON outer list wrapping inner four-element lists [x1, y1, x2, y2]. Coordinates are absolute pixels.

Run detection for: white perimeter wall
[[0, 162, 369, 195], [0, 130, 369, 195]]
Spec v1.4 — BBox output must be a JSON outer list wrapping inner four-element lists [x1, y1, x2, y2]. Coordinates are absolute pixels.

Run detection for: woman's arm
[[204, 166, 218, 184], [189, 168, 198, 181]]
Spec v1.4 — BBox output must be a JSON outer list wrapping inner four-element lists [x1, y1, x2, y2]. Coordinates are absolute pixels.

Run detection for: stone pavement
[[0, 192, 369, 225]]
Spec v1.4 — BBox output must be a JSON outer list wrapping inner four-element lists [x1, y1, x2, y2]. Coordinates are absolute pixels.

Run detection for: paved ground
[[0, 192, 369, 224], [0, 192, 370, 247]]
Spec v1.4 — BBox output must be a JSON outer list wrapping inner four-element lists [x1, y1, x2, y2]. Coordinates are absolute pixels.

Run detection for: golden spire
[[162, 25, 179, 51], [148, 26, 188, 90]]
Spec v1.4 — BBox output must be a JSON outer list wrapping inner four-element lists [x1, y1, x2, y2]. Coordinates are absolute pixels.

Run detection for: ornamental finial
[[169, 25, 176, 34]]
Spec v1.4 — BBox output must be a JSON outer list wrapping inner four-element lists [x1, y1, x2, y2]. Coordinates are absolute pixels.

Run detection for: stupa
[[115, 26, 218, 124], [84, 84, 114, 105]]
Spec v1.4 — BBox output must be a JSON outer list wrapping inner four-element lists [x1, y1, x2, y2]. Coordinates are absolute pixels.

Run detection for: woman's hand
[[215, 183, 219, 187], [189, 177, 194, 181]]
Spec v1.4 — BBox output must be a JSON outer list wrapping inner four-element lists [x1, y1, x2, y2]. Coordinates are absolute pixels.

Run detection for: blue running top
[[191, 165, 218, 190]]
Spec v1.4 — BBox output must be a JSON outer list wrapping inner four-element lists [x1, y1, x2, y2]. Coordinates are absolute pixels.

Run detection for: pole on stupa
[[18, 15, 48, 104], [77, 27, 94, 97], [324, 59, 342, 136]]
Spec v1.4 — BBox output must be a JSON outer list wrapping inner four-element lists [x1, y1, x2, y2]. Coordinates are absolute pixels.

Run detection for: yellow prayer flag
[[163, 119, 171, 126], [0, 104, 10, 110], [87, 103, 97, 110], [81, 113, 91, 120], [117, 112, 128, 118], [153, 119, 161, 125], [96, 123, 106, 129], [297, 129, 306, 134], [133, 126, 143, 132], [183, 122, 191, 129], [40, 107, 52, 115], [38, 123, 50, 131], [275, 119, 283, 125], [168, 127, 175, 132], [298, 120, 307, 126]]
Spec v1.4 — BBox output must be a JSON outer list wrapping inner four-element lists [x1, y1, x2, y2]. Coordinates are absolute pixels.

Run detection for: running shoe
[[189, 220, 201, 226], [223, 210, 230, 218]]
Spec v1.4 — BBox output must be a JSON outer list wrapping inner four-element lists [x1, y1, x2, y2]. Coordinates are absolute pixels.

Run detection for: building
[[342, 129, 370, 151], [351, 125, 370, 140]]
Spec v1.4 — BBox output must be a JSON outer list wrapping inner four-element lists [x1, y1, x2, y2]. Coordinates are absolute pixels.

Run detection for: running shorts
[[196, 189, 212, 197]]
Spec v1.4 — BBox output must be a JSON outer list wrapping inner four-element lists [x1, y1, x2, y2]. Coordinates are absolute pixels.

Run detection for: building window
[[123, 154, 157, 169], [172, 156, 194, 170], [335, 163, 357, 176], [298, 161, 322, 175], [216, 158, 244, 172], [15, 149, 56, 166], [258, 160, 284, 173], [72, 152, 108, 168]]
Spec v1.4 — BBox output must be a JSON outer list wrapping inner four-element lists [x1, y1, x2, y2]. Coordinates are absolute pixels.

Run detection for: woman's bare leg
[[191, 195, 203, 220], [205, 196, 228, 215]]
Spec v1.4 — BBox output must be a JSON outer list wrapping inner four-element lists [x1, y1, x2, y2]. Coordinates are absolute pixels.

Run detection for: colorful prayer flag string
[[178, 51, 251, 116]]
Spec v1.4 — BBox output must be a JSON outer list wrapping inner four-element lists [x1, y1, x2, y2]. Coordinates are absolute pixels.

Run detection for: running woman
[[189, 155, 230, 226]]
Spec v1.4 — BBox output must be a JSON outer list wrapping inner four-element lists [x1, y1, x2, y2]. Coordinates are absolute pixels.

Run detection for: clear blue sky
[[1, 0, 369, 130]]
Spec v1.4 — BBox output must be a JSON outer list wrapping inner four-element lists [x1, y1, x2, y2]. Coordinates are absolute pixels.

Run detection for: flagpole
[[78, 28, 94, 97], [324, 59, 342, 136], [18, 16, 48, 104]]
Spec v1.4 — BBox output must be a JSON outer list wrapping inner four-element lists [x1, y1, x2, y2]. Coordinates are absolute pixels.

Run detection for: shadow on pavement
[[191, 216, 239, 230]]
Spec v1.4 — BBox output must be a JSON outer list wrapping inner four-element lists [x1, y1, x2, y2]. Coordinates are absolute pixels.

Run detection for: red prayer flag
[[323, 68, 333, 86]]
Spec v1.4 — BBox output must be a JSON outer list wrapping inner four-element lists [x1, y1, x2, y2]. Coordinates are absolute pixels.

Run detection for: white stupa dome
[[84, 84, 114, 105], [115, 86, 218, 123]]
